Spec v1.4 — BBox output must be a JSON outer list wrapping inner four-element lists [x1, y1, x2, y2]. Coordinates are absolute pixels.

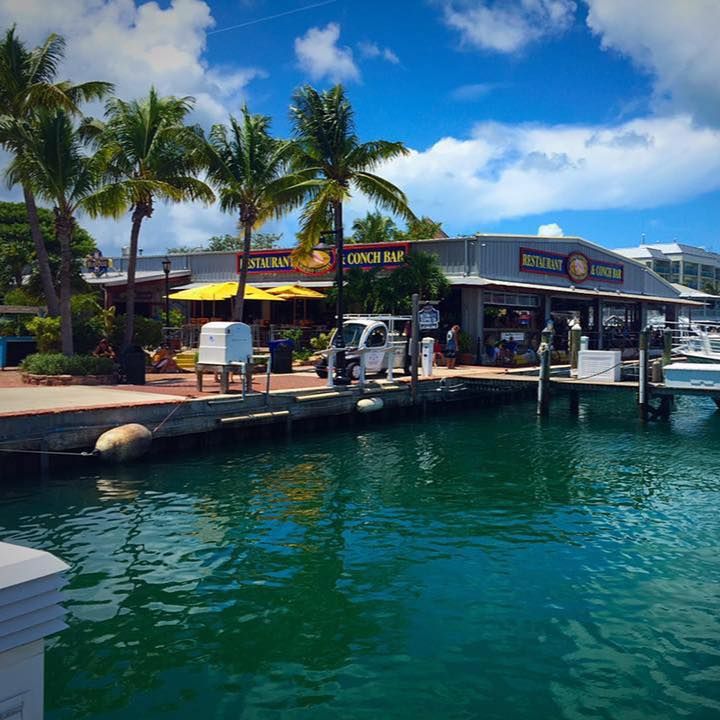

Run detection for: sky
[[0, 0, 719, 256]]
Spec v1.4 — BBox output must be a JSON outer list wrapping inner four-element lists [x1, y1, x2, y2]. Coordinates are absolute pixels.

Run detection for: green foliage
[[293, 348, 314, 362], [350, 212, 397, 244], [309, 332, 331, 351], [458, 331, 473, 354], [205, 232, 282, 251], [289, 84, 415, 256], [0, 201, 96, 296], [168, 308, 185, 327], [26, 316, 61, 352], [0, 317, 29, 336], [3, 287, 43, 306], [394, 216, 445, 241], [21, 352, 114, 376], [277, 327, 303, 344]]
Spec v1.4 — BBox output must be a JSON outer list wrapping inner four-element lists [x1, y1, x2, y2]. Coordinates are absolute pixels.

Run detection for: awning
[[168, 282, 284, 301], [83, 269, 190, 287], [267, 284, 326, 299], [448, 276, 704, 306]]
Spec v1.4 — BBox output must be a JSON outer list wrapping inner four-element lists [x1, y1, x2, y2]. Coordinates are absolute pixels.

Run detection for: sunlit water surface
[[1, 396, 719, 719]]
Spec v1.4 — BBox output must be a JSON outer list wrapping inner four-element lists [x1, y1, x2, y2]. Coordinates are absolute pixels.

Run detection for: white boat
[[674, 329, 720, 363]]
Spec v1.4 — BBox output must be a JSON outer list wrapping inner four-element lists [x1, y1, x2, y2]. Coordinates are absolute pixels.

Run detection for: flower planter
[[22, 373, 117, 386]]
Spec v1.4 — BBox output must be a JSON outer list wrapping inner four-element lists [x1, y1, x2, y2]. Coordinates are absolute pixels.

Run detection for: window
[[486, 292, 539, 307], [366, 326, 387, 347]]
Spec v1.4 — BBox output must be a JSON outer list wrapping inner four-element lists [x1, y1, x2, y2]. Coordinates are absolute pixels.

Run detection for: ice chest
[[663, 362, 720, 389], [577, 350, 622, 382], [198, 322, 252, 365]]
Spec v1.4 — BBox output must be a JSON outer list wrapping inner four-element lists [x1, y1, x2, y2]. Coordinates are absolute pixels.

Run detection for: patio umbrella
[[168, 283, 284, 302], [266, 284, 326, 299]]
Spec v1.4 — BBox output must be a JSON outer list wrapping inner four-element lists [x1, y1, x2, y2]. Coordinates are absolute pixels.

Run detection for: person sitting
[[150, 346, 179, 373], [93, 338, 116, 361]]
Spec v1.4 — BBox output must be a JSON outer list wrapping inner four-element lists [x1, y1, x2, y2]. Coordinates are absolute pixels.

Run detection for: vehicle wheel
[[347, 362, 361, 381]]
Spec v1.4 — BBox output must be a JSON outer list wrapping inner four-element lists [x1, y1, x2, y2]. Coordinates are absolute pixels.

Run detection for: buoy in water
[[356, 397, 384, 414], [94, 423, 152, 463]]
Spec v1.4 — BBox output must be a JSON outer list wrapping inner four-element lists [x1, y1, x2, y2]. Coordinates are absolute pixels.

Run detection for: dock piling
[[663, 329, 673, 367], [638, 328, 649, 420], [537, 329, 553, 416]]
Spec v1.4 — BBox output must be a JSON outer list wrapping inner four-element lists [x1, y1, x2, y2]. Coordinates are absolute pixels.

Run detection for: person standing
[[445, 324, 460, 369]]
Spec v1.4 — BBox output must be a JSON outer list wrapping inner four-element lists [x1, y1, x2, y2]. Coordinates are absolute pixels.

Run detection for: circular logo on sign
[[292, 249, 335, 276], [567, 252, 590, 283]]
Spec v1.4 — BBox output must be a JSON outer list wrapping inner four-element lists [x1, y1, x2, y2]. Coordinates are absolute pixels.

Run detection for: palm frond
[[353, 171, 416, 222]]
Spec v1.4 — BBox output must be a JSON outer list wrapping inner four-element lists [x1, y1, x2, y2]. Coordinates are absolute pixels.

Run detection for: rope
[[152, 395, 194, 435], [565, 359, 638, 382], [0, 447, 96, 457]]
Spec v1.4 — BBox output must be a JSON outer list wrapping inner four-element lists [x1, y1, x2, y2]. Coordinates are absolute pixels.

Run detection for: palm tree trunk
[[123, 206, 145, 349], [333, 200, 346, 373], [23, 185, 60, 316], [56, 211, 74, 356], [233, 222, 252, 322]]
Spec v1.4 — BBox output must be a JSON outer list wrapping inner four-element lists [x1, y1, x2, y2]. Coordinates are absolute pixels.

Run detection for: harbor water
[[1, 395, 719, 719]]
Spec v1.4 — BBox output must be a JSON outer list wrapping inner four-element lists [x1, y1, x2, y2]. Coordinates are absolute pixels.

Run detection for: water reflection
[[1, 395, 719, 719]]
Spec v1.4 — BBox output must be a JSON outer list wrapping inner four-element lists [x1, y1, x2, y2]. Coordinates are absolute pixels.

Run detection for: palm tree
[[96, 88, 214, 347], [205, 107, 295, 322], [380, 251, 450, 312], [288, 84, 415, 369], [350, 211, 397, 244], [6, 110, 122, 354], [0, 26, 112, 316]]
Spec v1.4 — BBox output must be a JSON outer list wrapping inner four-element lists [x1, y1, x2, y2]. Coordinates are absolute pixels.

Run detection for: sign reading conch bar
[[519, 247, 624, 284], [236, 242, 409, 276]]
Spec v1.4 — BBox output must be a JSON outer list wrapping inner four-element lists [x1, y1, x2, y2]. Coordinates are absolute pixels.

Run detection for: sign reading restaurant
[[519, 247, 624, 284], [236, 242, 410, 276]]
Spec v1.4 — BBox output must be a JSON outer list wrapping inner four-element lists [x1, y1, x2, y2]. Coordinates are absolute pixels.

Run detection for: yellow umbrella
[[169, 282, 284, 301], [266, 284, 326, 299]]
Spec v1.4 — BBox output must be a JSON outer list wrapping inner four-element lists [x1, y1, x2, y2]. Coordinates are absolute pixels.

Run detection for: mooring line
[[152, 395, 195, 435]]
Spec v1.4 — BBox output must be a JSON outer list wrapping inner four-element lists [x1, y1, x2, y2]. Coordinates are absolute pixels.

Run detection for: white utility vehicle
[[315, 314, 410, 381]]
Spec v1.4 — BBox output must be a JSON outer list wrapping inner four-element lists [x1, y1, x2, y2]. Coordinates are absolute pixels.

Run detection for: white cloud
[[357, 41, 400, 65], [294, 23, 360, 83], [367, 115, 720, 232], [0, 0, 264, 125], [450, 82, 496, 101], [442, 0, 576, 53], [585, 0, 720, 126], [537, 222, 564, 236]]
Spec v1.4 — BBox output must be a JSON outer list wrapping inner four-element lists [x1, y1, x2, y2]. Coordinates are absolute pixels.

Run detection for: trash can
[[122, 345, 146, 385], [269, 339, 294, 374]]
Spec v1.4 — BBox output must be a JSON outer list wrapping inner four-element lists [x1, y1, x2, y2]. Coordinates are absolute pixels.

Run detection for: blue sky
[[1, 0, 719, 254]]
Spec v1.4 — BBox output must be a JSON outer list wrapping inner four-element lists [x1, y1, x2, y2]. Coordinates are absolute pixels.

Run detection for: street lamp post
[[161, 257, 171, 335]]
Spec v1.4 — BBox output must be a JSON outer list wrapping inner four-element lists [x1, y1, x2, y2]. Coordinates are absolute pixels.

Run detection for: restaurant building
[[99, 234, 693, 363]]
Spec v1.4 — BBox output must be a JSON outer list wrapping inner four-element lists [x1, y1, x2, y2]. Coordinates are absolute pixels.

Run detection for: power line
[[208, 0, 338, 36]]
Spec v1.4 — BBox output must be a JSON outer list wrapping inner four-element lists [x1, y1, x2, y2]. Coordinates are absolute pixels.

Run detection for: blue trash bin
[[269, 339, 294, 374]]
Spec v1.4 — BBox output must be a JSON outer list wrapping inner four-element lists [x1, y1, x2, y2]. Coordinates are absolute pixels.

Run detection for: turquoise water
[[1, 395, 720, 719]]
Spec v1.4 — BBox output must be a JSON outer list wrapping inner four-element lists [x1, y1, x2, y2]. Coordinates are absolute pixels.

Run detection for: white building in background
[[615, 242, 720, 324]]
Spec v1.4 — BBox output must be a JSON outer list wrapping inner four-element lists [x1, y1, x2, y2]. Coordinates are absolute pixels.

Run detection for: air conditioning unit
[[577, 350, 622, 382]]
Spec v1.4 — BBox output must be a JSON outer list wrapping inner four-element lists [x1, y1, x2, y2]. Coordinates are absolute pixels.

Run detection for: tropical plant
[[94, 87, 214, 347], [378, 251, 450, 312], [206, 232, 282, 252], [326, 267, 382, 313], [394, 216, 446, 241], [0, 26, 111, 314], [350, 211, 397, 244], [0, 201, 95, 295], [6, 109, 120, 354], [21, 352, 114, 376], [289, 85, 415, 256], [205, 107, 295, 321], [26, 315, 60, 352]]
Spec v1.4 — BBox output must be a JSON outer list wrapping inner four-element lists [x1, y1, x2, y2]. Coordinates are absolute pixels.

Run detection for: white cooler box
[[663, 362, 720, 389], [577, 350, 622, 382], [198, 322, 252, 365]]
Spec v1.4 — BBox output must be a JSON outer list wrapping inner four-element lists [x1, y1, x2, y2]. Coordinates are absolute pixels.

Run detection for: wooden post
[[663, 329, 673, 366], [570, 324, 581, 376], [537, 329, 553, 416], [638, 328, 649, 420], [411, 293, 420, 405]]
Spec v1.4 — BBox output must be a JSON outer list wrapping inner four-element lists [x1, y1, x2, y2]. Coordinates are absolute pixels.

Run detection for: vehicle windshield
[[342, 323, 365, 347]]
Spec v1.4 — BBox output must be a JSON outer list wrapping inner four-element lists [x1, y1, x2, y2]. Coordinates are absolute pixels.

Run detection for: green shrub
[[293, 348, 315, 363], [3, 287, 42, 306], [168, 308, 185, 327], [277, 327, 303, 344], [26, 316, 61, 352], [0, 317, 29, 336], [309, 332, 330, 351], [21, 352, 115, 376]]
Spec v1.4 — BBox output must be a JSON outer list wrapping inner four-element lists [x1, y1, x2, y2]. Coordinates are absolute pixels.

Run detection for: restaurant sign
[[519, 247, 624, 284], [237, 242, 410, 276]]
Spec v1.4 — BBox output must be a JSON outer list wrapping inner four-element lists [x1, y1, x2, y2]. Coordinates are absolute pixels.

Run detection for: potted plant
[[457, 331, 476, 365]]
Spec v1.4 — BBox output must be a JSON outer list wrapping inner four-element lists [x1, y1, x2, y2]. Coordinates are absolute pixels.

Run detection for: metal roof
[[448, 275, 704, 306], [82, 269, 190, 287]]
